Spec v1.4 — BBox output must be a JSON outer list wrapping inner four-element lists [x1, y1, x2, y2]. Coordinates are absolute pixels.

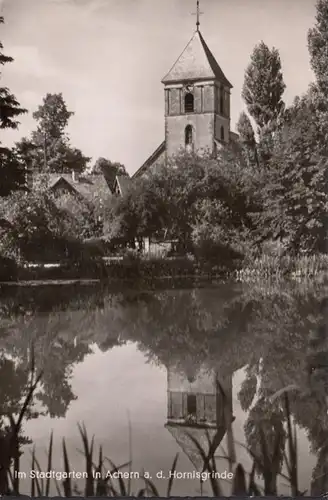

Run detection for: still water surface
[[0, 281, 327, 496]]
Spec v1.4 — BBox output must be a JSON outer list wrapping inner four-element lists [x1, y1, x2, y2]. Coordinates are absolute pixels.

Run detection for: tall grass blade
[[77, 422, 95, 497], [231, 463, 247, 495], [45, 431, 53, 496], [284, 393, 299, 495], [30, 447, 44, 496], [142, 474, 159, 497], [95, 445, 107, 496], [184, 431, 222, 496], [248, 460, 262, 496], [258, 425, 277, 495], [62, 438, 72, 497], [106, 457, 127, 496], [30, 447, 36, 498], [166, 453, 179, 496], [127, 410, 132, 496]]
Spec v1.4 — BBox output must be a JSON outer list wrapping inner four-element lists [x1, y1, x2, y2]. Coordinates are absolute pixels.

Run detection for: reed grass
[[236, 253, 328, 282]]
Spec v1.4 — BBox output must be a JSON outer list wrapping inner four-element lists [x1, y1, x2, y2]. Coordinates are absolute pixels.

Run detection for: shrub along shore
[[1, 252, 327, 284]]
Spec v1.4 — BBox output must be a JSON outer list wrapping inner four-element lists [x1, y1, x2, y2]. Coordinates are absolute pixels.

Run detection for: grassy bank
[[1, 253, 328, 284]]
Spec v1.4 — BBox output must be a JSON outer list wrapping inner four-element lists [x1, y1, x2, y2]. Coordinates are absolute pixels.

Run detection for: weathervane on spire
[[192, 0, 204, 31]]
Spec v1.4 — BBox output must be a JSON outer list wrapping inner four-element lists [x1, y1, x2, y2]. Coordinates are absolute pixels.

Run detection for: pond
[[0, 280, 327, 496]]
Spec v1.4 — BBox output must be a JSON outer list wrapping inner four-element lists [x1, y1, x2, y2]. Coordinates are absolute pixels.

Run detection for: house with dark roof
[[27, 170, 114, 209], [133, 19, 238, 179], [112, 175, 132, 197]]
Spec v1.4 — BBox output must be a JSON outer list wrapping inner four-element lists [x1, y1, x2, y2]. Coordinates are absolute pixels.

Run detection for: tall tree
[[237, 42, 286, 173], [258, 91, 328, 254], [0, 17, 27, 131], [32, 93, 73, 140], [242, 41, 286, 133], [308, 0, 328, 93], [31, 93, 90, 174], [0, 17, 27, 195]]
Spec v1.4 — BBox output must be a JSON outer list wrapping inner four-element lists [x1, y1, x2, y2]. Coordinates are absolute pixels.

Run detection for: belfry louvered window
[[184, 92, 194, 113]]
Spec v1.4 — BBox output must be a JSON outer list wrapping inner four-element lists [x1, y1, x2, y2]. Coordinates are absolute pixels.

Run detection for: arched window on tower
[[184, 92, 194, 113], [185, 125, 193, 152], [220, 125, 225, 142]]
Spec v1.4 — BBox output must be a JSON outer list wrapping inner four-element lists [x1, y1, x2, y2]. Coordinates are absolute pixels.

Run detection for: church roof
[[165, 423, 225, 471], [132, 141, 166, 179], [162, 30, 232, 88]]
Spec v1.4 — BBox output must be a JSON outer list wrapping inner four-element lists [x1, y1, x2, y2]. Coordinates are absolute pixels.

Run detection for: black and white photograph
[[0, 0, 328, 496]]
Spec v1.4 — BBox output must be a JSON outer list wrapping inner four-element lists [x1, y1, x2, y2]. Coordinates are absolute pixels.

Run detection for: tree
[[0, 16, 27, 195], [54, 192, 99, 240], [0, 148, 26, 196], [31, 93, 90, 174], [107, 150, 259, 259], [105, 176, 166, 248], [32, 93, 73, 140], [0, 191, 87, 262], [242, 41, 286, 134], [238, 41, 286, 172], [308, 0, 328, 93], [0, 17, 27, 131], [236, 111, 259, 168], [258, 90, 328, 254]]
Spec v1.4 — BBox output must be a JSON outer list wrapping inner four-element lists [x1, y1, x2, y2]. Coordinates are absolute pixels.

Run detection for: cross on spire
[[192, 0, 204, 31]]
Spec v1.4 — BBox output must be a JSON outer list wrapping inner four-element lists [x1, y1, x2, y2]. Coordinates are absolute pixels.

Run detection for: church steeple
[[133, 3, 235, 179], [162, 14, 233, 159]]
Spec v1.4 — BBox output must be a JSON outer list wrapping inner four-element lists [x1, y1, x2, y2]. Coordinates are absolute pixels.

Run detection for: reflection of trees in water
[[0, 284, 125, 423], [113, 282, 328, 493], [1, 281, 328, 493]]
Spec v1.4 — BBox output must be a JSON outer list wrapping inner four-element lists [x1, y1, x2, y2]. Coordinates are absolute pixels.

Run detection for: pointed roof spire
[[162, 30, 232, 88]]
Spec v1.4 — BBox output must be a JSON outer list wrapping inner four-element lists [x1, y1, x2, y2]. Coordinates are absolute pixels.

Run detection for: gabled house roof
[[112, 175, 132, 196], [32, 172, 112, 206], [162, 30, 232, 88]]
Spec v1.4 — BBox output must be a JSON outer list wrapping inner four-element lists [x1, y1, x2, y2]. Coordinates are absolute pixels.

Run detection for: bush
[[0, 255, 18, 281]]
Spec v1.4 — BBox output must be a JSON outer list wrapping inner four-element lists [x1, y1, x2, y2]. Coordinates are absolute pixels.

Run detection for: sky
[[0, 0, 318, 175]]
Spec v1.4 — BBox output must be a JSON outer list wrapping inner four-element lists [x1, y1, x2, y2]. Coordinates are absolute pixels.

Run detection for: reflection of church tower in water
[[165, 363, 233, 471]]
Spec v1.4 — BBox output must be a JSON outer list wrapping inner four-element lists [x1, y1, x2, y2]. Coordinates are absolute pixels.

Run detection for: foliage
[[0, 17, 27, 131], [236, 40, 286, 180], [308, 0, 328, 93], [242, 41, 286, 133], [107, 150, 260, 260], [236, 111, 259, 168], [0, 16, 28, 195], [29, 93, 90, 173], [1, 282, 327, 495], [54, 192, 100, 240], [0, 191, 84, 262], [0, 148, 26, 196], [257, 90, 328, 254], [33, 93, 73, 139]]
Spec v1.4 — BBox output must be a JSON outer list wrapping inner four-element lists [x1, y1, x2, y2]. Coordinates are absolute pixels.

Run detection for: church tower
[[162, 4, 233, 159], [165, 362, 234, 472], [132, 1, 234, 179]]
